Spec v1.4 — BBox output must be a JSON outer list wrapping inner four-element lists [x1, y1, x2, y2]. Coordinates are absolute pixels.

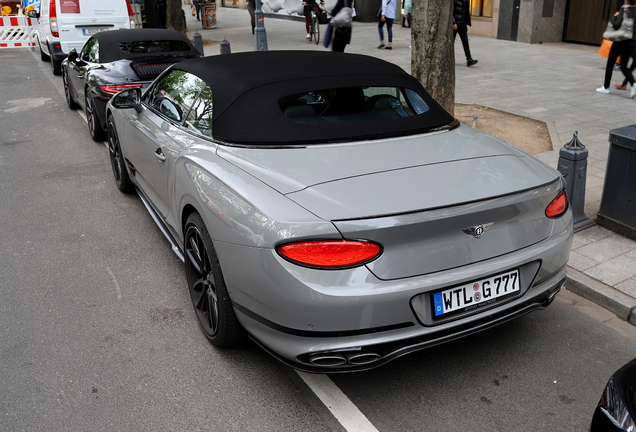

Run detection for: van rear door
[[57, 0, 132, 54]]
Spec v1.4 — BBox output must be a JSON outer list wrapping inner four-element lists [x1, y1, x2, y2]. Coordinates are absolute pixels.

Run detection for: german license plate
[[432, 269, 520, 317], [82, 27, 110, 35]]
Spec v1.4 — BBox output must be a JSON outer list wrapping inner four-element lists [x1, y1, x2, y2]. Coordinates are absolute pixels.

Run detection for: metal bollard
[[557, 132, 594, 231], [193, 31, 204, 56], [220, 36, 231, 55]]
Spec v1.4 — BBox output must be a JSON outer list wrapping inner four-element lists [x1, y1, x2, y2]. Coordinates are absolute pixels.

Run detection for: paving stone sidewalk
[[184, 5, 636, 324]]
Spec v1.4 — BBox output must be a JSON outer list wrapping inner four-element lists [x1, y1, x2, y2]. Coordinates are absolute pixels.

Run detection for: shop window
[[470, 0, 493, 18]]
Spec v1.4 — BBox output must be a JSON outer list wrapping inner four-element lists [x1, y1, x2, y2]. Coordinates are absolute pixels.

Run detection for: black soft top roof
[[174, 51, 455, 144], [95, 29, 198, 63]]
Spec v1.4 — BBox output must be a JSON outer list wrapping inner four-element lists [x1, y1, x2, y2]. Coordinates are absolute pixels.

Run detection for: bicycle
[[308, 3, 326, 45]]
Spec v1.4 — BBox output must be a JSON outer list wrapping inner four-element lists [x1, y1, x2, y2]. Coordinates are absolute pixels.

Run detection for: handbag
[[191, 4, 196, 16], [332, 6, 353, 28], [598, 39, 613, 58], [603, 8, 634, 42]]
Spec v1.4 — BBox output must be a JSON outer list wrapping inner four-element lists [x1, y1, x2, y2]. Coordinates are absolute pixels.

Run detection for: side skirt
[[135, 187, 185, 263]]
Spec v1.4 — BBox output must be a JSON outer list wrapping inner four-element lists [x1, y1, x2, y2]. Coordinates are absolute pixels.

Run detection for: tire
[[184, 213, 246, 347], [314, 18, 320, 45], [85, 90, 106, 141], [49, 44, 61, 75], [107, 115, 133, 194], [62, 69, 79, 110]]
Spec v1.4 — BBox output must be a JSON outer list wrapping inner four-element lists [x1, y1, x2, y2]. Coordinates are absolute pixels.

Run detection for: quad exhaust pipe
[[307, 350, 382, 367]]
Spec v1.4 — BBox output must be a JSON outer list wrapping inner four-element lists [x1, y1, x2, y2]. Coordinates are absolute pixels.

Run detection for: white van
[[31, 0, 135, 75]]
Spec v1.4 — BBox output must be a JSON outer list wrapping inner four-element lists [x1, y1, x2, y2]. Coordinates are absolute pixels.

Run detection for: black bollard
[[557, 132, 594, 231], [193, 31, 204, 56], [220, 36, 231, 55]]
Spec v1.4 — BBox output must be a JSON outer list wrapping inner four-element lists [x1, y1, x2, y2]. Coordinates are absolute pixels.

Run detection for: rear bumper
[[236, 270, 566, 373], [49, 42, 67, 62]]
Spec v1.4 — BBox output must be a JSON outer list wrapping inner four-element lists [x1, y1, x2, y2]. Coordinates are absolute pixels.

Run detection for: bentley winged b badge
[[463, 222, 494, 238]]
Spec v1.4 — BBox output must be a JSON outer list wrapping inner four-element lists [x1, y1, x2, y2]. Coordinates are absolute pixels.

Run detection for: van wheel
[[48, 43, 61, 75], [50, 58, 61, 75]]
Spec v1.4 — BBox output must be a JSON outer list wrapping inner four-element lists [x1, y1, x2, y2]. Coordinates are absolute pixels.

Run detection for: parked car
[[105, 51, 574, 372], [591, 357, 636, 431], [62, 29, 201, 141], [29, 0, 135, 75]]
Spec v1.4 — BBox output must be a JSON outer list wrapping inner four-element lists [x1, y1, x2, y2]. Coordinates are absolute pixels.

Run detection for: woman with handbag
[[330, 0, 353, 52], [597, 0, 636, 97]]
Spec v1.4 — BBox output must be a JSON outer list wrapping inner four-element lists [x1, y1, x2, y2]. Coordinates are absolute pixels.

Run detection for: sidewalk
[[184, 6, 636, 325]]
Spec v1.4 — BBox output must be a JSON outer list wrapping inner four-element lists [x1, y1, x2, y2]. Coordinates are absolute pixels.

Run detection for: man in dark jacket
[[453, 0, 478, 67]]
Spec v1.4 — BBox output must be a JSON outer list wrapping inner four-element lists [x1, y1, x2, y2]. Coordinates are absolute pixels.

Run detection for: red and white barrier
[[0, 16, 36, 49]]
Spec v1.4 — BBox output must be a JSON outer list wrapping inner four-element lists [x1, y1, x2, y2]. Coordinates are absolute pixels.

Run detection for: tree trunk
[[411, 0, 455, 116], [166, 0, 186, 35]]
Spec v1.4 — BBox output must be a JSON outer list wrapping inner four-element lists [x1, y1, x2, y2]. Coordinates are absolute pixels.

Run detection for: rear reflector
[[101, 83, 143, 94], [278, 240, 381, 268], [546, 190, 568, 218], [49, 0, 58, 37]]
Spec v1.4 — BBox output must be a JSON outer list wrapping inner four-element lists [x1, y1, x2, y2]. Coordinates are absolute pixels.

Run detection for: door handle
[[154, 148, 166, 162]]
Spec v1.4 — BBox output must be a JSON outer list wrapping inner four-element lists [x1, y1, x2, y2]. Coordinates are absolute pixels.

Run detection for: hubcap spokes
[[86, 96, 94, 134], [108, 125, 122, 182], [186, 227, 219, 336]]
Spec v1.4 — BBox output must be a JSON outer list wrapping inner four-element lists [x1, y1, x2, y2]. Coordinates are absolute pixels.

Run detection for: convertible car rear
[[105, 51, 573, 372]]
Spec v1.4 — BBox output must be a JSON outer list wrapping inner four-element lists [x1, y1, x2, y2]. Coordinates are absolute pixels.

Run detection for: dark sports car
[[591, 357, 636, 431], [105, 51, 573, 372], [61, 28, 200, 141]]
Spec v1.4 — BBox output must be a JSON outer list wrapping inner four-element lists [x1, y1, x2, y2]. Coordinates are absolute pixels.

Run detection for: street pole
[[254, 0, 268, 51]]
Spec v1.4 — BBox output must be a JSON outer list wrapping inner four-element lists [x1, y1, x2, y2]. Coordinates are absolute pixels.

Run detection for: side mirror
[[27, 10, 40, 18], [111, 88, 142, 109], [67, 48, 78, 63]]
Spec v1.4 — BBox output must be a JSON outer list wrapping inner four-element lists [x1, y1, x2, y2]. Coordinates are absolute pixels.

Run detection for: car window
[[185, 86, 213, 137], [81, 38, 99, 63], [119, 40, 192, 54], [146, 70, 205, 123], [279, 86, 430, 124]]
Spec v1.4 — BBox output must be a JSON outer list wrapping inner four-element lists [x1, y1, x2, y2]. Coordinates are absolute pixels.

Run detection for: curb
[[566, 266, 636, 325]]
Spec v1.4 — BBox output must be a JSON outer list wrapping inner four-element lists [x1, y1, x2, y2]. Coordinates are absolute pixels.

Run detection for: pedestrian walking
[[377, 0, 395, 50], [330, 0, 353, 52], [402, 0, 411, 28], [597, 0, 636, 97], [247, 0, 255, 34], [192, 0, 200, 21], [453, 0, 478, 66], [616, 43, 636, 89]]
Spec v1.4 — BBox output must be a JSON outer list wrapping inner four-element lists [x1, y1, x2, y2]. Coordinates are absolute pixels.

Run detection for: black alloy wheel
[[62, 69, 79, 110], [85, 90, 106, 141], [107, 115, 133, 193], [184, 213, 245, 347]]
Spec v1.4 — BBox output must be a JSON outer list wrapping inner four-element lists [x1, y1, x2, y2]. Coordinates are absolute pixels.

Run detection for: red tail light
[[125, 0, 136, 28], [49, 0, 58, 37], [101, 83, 143, 94], [278, 240, 381, 268], [546, 190, 568, 218]]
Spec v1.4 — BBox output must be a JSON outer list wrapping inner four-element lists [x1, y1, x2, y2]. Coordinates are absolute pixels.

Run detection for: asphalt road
[[1, 48, 635, 432]]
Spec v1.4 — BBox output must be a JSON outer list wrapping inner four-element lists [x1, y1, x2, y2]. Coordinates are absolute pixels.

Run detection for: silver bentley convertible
[[105, 51, 573, 372]]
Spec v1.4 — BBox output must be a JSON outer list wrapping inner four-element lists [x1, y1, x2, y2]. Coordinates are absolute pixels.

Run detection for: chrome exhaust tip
[[345, 352, 382, 365], [308, 353, 348, 367]]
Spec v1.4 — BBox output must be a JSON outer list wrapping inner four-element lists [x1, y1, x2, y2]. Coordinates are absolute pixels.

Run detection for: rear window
[[279, 86, 430, 124], [119, 40, 193, 54]]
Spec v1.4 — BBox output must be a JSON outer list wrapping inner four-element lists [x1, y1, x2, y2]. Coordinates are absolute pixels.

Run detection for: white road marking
[[296, 371, 379, 432], [106, 266, 122, 301]]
